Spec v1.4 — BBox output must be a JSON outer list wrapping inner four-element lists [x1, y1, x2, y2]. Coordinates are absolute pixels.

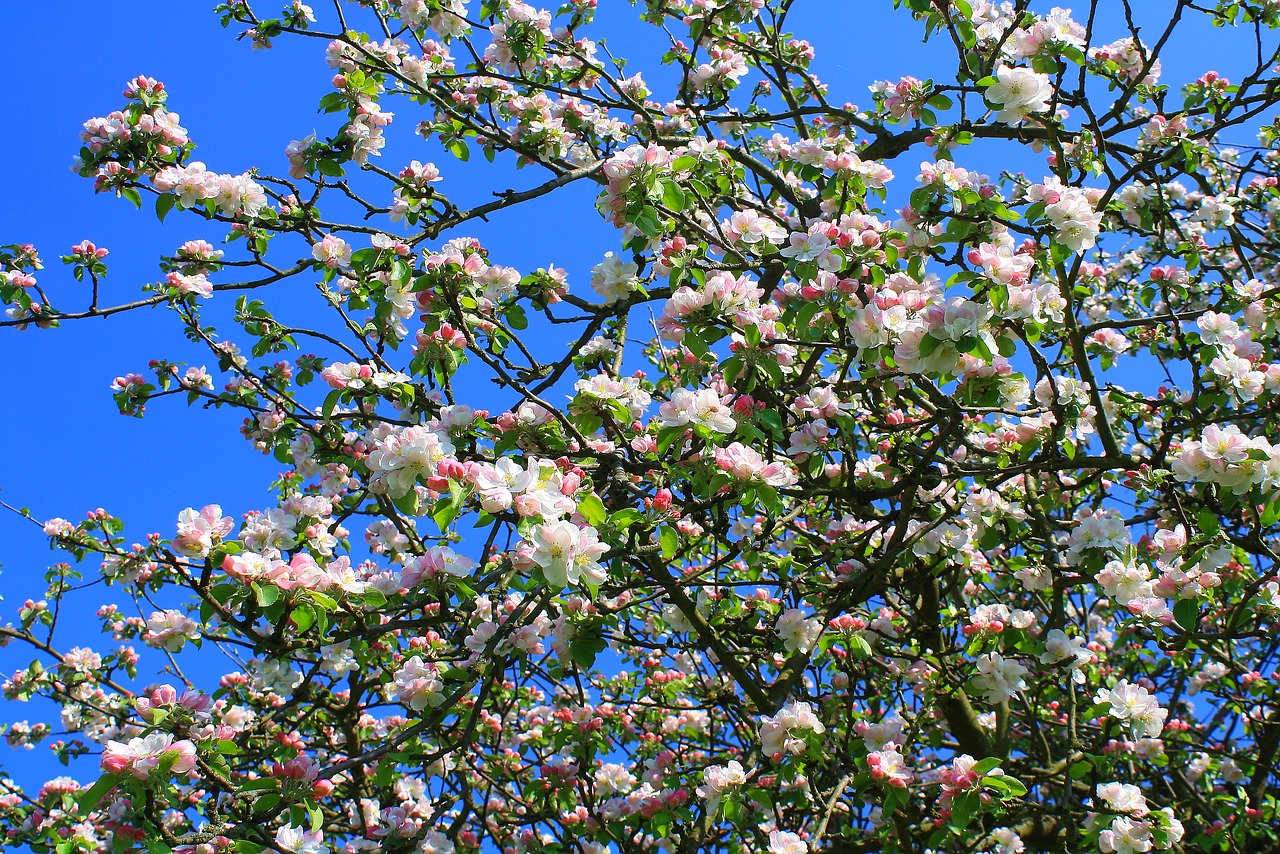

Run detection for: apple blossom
[[985, 64, 1053, 124], [768, 830, 808, 854], [390, 655, 446, 711], [275, 824, 325, 854], [657, 387, 737, 434], [1095, 681, 1168, 739], [172, 504, 234, 558], [527, 520, 609, 588], [101, 733, 197, 780]]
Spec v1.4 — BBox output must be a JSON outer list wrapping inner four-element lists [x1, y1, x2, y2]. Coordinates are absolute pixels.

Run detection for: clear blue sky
[[0, 0, 1265, 808]]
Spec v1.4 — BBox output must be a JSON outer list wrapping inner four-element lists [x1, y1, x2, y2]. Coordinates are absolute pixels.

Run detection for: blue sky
[[0, 0, 1268, 811]]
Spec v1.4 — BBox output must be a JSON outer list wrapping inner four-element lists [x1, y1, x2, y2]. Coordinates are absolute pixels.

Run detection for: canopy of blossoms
[[3, 0, 1280, 853]]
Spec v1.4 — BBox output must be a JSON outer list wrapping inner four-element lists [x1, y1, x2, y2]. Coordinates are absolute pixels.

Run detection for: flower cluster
[[1171, 424, 1280, 495], [8, 3, 1280, 853]]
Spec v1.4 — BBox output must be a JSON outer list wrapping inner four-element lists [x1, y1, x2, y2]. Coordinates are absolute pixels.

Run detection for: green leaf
[[1174, 598, 1199, 632], [321, 389, 342, 420], [971, 757, 1003, 776], [998, 776, 1027, 797], [633, 206, 662, 237], [949, 791, 980, 832], [433, 487, 468, 531], [684, 332, 708, 359], [659, 526, 678, 560], [756, 408, 784, 438], [318, 92, 347, 113], [210, 582, 238, 605], [756, 483, 782, 516], [290, 603, 316, 633], [570, 633, 607, 669], [964, 335, 993, 360], [252, 793, 282, 813], [317, 159, 345, 178], [252, 582, 280, 608], [578, 493, 607, 526], [391, 259, 413, 286], [1085, 702, 1112, 721], [78, 775, 117, 812], [308, 590, 339, 611], [605, 399, 633, 423], [609, 509, 644, 529], [847, 634, 873, 659], [882, 784, 909, 815], [656, 427, 685, 457], [393, 490, 420, 517], [350, 247, 379, 273], [661, 179, 687, 212], [155, 193, 176, 222], [759, 356, 785, 387], [794, 302, 822, 337], [506, 303, 528, 330]]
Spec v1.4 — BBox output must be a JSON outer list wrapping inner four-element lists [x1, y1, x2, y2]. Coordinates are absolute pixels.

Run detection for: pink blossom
[[101, 733, 197, 780], [658, 388, 737, 434], [527, 521, 609, 589], [311, 234, 353, 268], [714, 442, 797, 488], [173, 504, 234, 558], [866, 742, 914, 788]]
